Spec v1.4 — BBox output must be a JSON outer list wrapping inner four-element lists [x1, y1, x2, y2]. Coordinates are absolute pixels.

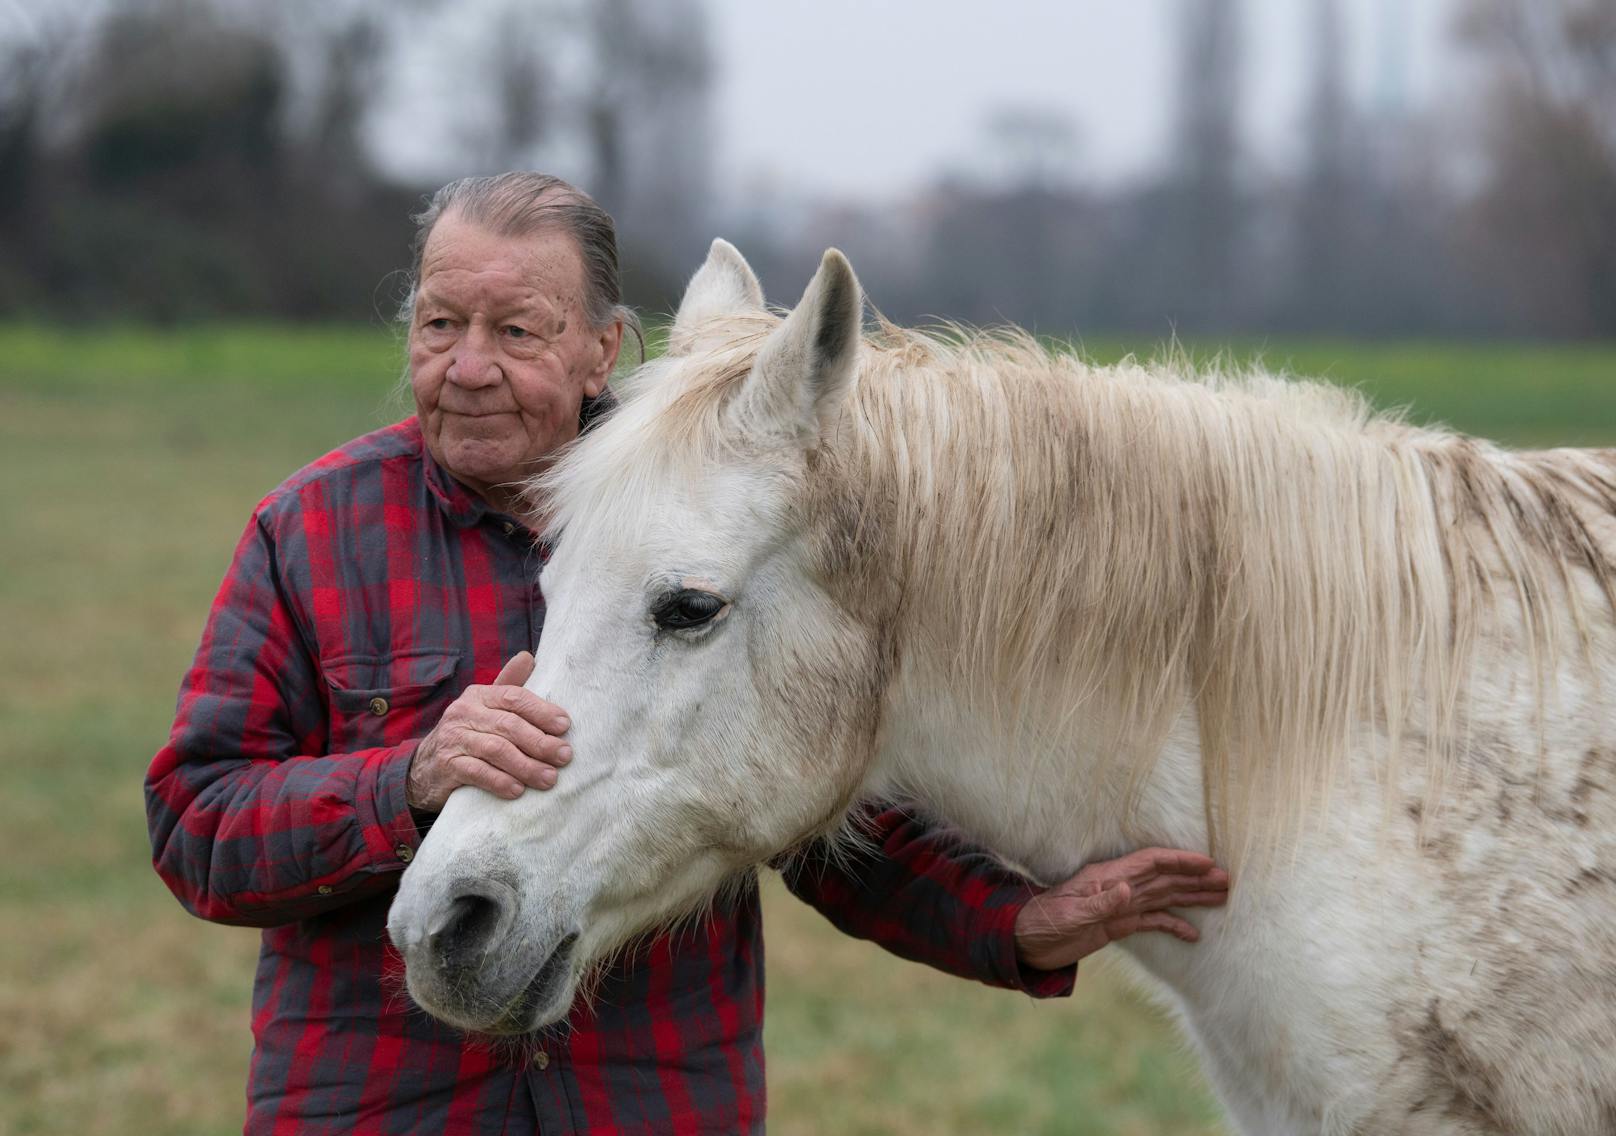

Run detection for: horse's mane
[[543, 314, 1616, 858]]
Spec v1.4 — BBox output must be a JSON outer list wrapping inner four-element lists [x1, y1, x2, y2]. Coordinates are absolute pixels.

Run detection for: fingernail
[[506, 786, 523, 799], [556, 746, 573, 763], [540, 769, 557, 788], [555, 716, 571, 732]]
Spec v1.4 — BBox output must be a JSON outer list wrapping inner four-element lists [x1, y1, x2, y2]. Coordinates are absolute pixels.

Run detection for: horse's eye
[[652, 589, 727, 632]]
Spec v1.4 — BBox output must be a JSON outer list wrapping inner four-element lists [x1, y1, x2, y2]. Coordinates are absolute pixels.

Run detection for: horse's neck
[[869, 661, 1210, 884]]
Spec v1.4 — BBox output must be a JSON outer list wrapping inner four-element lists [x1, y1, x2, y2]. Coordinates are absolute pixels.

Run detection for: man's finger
[[476, 713, 573, 766], [448, 753, 524, 800], [464, 730, 560, 790], [1107, 911, 1200, 944], [487, 683, 571, 734], [493, 650, 536, 687], [1159, 890, 1230, 910], [1129, 848, 1219, 883], [1132, 912, 1201, 942], [1131, 872, 1231, 906]]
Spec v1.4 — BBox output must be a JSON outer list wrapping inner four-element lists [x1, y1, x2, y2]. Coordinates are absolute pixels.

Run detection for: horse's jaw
[[873, 659, 1212, 885]]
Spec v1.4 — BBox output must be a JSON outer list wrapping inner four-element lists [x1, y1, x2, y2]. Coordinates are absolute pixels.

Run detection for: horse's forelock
[[530, 314, 779, 547]]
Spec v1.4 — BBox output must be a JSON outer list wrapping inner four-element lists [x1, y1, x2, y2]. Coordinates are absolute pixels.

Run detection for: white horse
[[388, 241, 1616, 1135]]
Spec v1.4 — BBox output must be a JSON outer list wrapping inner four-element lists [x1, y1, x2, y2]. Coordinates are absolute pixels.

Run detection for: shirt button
[[531, 1050, 550, 1070], [317, 885, 333, 895], [502, 521, 517, 536], [368, 696, 389, 716], [396, 844, 414, 863]]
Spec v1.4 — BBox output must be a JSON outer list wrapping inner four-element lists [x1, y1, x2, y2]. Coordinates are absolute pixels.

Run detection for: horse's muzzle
[[388, 865, 581, 1034]]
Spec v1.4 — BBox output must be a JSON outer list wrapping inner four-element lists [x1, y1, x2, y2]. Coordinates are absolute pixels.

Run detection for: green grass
[[1, 322, 1613, 1135], [1074, 335, 1616, 449]]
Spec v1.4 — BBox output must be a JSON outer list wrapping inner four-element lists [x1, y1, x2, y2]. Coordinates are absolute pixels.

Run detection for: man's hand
[[406, 651, 573, 813], [1014, 848, 1230, 971]]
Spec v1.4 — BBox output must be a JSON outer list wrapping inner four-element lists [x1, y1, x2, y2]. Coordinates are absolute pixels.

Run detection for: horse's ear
[[669, 238, 765, 354], [732, 248, 861, 446]]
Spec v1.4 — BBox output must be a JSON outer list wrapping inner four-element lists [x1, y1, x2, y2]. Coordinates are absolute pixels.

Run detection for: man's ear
[[584, 319, 623, 397], [727, 248, 861, 447], [669, 239, 765, 353]]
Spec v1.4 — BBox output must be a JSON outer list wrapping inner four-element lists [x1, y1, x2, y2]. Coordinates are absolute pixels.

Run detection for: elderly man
[[146, 172, 1228, 1134]]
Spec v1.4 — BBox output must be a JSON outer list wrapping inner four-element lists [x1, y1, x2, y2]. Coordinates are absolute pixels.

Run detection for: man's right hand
[[406, 651, 573, 813]]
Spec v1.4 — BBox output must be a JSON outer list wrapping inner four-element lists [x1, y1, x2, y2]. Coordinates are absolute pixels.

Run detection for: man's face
[[408, 213, 621, 505]]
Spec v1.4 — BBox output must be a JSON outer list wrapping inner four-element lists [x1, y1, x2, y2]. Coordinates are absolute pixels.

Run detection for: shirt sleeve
[[778, 803, 1076, 998], [144, 508, 423, 928]]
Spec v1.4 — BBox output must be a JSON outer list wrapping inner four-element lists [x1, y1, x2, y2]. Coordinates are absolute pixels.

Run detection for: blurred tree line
[[741, 0, 1616, 340], [0, 0, 711, 322], [0, 0, 1611, 337], [1, 1, 407, 320]]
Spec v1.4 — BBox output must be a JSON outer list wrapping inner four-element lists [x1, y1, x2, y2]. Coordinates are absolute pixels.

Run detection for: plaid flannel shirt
[[145, 416, 1073, 1135]]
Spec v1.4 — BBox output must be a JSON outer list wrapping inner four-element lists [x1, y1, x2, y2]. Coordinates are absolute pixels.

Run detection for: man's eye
[[652, 589, 728, 632], [424, 318, 453, 332], [502, 325, 530, 339]]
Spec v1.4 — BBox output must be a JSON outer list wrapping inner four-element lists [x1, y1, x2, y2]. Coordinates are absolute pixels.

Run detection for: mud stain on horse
[[1414, 743, 1614, 869], [1399, 998, 1509, 1133], [1533, 745, 1615, 830], [1569, 746, 1616, 822], [1564, 866, 1616, 895]]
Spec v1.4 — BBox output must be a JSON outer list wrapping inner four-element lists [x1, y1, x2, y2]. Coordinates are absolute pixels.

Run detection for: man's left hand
[[1014, 848, 1231, 971]]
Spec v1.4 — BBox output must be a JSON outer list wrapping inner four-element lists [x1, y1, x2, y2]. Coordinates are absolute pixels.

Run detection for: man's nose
[[446, 326, 502, 388]]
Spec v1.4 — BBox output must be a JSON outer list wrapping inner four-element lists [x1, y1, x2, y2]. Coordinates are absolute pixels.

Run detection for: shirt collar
[[413, 419, 492, 529]]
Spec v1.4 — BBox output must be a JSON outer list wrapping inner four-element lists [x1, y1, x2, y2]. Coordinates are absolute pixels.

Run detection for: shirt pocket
[[322, 650, 462, 750]]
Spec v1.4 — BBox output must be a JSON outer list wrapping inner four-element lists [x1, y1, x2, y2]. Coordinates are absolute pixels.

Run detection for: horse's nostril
[[430, 892, 504, 968]]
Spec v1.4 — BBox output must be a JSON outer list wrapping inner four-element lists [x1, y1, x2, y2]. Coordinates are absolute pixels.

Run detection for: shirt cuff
[[357, 741, 427, 871], [985, 890, 1078, 998]]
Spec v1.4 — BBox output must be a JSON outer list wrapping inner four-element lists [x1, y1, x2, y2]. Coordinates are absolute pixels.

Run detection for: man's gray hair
[[402, 172, 642, 356]]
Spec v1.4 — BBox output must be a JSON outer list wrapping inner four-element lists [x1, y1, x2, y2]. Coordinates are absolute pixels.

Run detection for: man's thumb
[[494, 650, 536, 686], [1089, 881, 1130, 916]]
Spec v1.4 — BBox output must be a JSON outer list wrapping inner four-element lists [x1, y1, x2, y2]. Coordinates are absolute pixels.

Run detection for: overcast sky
[[704, 0, 1465, 202], [0, 0, 1470, 202]]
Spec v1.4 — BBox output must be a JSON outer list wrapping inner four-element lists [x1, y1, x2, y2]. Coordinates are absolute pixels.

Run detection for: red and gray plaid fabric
[[145, 418, 1073, 1134]]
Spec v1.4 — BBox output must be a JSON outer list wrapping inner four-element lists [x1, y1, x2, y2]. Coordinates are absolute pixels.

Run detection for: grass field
[[2, 324, 1613, 1135]]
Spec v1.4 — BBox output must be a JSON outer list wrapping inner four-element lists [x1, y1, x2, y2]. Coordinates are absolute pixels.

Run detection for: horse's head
[[388, 242, 892, 1034]]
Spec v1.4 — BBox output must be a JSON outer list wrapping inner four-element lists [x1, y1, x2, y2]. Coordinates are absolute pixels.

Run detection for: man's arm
[[144, 511, 423, 928], [780, 804, 1228, 995], [144, 510, 572, 928]]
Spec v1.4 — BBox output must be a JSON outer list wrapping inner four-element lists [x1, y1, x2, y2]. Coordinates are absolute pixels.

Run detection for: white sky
[[0, 0, 1469, 203], [705, 0, 1464, 202]]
